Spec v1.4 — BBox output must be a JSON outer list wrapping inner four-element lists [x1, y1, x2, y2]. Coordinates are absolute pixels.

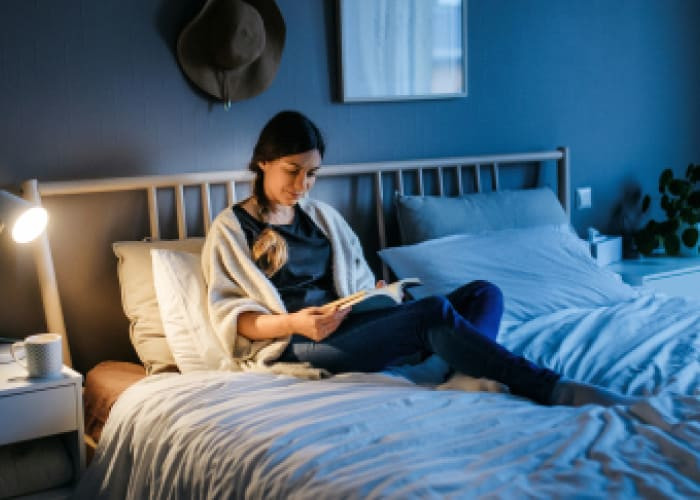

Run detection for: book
[[0, 342, 24, 364], [324, 277, 422, 313]]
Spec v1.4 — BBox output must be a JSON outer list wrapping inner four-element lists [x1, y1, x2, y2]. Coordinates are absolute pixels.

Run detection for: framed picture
[[337, 0, 467, 102]]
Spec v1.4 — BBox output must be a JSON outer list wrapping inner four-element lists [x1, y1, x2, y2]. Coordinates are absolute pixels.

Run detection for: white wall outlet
[[576, 186, 592, 209]]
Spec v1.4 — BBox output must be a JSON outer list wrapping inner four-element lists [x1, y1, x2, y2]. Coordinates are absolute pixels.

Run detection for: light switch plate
[[576, 187, 592, 209]]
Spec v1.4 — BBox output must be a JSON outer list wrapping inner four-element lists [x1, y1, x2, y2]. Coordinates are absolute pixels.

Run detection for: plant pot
[[678, 222, 700, 257]]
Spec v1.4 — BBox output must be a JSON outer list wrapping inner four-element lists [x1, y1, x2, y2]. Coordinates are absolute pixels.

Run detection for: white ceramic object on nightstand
[[608, 256, 700, 298]]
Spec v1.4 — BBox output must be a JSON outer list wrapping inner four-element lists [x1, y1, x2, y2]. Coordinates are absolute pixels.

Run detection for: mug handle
[[11, 342, 27, 368]]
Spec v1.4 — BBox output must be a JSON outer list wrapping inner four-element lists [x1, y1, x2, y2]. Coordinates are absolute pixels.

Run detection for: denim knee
[[471, 280, 503, 300], [413, 295, 454, 327]]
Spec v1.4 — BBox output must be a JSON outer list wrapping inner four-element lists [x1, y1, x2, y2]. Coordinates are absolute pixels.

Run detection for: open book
[[324, 278, 422, 313]]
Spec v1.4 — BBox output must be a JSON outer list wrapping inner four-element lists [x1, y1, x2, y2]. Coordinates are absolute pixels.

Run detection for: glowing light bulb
[[12, 207, 48, 243]]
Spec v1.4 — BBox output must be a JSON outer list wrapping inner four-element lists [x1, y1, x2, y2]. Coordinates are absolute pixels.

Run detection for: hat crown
[[213, 1, 266, 69], [177, 0, 286, 102]]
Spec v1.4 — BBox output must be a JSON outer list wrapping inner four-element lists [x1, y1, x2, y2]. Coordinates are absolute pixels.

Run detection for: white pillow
[[151, 249, 235, 373], [113, 238, 204, 374], [379, 225, 639, 323]]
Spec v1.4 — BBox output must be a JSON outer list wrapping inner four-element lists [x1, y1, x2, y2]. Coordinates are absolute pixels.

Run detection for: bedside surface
[[608, 256, 700, 298], [0, 362, 82, 396]]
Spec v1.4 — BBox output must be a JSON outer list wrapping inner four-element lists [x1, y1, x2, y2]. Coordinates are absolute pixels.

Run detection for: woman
[[202, 110, 638, 407]]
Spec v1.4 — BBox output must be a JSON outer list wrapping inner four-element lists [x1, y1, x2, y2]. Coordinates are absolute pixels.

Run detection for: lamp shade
[[0, 189, 48, 243]]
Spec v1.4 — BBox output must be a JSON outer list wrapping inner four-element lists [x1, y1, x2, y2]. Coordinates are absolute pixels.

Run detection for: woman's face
[[259, 149, 321, 207]]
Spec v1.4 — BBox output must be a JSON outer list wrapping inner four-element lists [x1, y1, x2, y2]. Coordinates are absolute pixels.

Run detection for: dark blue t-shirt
[[233, 204, 338, 312]]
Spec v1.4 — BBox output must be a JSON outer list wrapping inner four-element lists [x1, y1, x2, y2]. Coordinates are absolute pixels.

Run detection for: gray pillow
[[394, 187, 567, 245]]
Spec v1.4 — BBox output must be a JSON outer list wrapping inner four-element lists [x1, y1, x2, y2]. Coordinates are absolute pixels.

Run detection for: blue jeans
[[279, 281, 560, 405]]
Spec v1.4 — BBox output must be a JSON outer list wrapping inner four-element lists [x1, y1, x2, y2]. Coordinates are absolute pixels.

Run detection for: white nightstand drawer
[[0, 384, 77, 446], [644, 271, 700, 298]]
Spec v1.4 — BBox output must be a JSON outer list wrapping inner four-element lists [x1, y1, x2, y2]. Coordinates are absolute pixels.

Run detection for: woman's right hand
[[288, 306, 351, 342]]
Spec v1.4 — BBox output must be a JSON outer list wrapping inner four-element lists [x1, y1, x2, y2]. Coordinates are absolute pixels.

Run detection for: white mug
[[11, 333, 63, 379]]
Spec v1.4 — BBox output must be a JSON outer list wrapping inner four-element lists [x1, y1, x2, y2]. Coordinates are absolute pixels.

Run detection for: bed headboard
[[23, 147, 569, 373]]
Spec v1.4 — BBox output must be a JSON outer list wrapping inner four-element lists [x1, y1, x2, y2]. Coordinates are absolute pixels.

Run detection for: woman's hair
[[248, 110, 325, 277]]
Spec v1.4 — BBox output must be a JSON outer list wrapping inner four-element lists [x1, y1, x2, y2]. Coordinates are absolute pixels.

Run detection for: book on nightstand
[[0, 336, 24, 364]]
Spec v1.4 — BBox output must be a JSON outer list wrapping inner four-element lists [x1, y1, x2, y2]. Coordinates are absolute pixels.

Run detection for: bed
[[23, 148, 700, 499]]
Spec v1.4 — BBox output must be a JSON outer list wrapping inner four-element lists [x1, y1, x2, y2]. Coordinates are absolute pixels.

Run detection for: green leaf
[[658, 220, 675, 236], [661, 194, 670, 211], [689, 190, 700, 209], [682, 227, 699, 248], [668, 179, 689, 197], [641, 194, 651, 212], [680, 208, 694, 224], [664, 233, 681, 255], [691, 165, 700, 183], [659, 168, 673, 192], [634, 231, 656, 256]]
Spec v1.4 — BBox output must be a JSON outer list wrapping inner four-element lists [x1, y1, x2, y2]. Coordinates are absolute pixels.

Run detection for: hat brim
[[177, 0, 286, 102]]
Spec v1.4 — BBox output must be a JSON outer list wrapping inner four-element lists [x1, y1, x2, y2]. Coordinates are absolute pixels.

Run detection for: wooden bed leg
[[84, 434, 98, 465]]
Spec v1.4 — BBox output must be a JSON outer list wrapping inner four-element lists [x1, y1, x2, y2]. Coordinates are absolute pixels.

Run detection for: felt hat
[[177, 0, 285, 103]]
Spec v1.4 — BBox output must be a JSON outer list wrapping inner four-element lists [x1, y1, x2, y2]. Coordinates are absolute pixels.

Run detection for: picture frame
[[337, 0, 468, 103]]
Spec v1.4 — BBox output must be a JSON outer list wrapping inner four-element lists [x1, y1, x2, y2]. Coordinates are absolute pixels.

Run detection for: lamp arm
[[21, 179, 72, 367]]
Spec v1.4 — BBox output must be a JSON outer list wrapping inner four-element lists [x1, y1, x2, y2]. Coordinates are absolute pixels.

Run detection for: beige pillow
[[113, 238, 204, 374]]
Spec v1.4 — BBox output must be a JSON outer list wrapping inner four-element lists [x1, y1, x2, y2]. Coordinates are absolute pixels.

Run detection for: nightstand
[[608, 256, 700, 299], [0, 361, 84, 498]]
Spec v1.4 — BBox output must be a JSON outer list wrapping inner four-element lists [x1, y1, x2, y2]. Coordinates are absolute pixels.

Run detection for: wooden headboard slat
[[147, 187, 160, 240], [226, 181, 237, 205], [395, 170, 404, 196], [417, 168, 425, 196], [201, 183, 212, 234], [491, 163, 500, 191], [373, 171, 389, 282], [175, 185, 186, 239], [474, 164, 482, 192]]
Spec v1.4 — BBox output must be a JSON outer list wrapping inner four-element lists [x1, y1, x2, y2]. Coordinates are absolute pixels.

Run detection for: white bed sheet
[[76, 293, 700, 500]]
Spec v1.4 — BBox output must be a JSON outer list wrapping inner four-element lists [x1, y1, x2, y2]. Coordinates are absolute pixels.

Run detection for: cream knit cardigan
[[201, 198, 376, 378]]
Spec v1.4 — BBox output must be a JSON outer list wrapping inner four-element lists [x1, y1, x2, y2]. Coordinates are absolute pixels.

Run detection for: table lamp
[[2, 182, 71, 367], [0, 189, 48, 243]]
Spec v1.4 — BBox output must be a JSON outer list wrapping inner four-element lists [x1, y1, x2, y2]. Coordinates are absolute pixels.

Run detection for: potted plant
[[634, 163, 700, 256]]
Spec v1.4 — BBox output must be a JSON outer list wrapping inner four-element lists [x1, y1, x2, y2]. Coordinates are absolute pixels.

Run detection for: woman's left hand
[[376, 280, 386, 288]]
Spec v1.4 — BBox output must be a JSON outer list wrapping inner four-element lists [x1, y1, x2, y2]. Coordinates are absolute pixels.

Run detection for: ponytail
[[251, 227, 288, 277]]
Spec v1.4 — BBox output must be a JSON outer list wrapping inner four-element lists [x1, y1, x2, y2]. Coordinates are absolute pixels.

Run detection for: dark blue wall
[[2, 0, 699, 232], [1, 0, 699, 346]]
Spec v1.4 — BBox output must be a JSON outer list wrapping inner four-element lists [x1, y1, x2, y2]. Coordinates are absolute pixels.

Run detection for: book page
[[324, 278, 421, 312]]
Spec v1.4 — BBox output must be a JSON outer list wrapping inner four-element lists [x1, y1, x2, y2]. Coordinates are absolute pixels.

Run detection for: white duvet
[[77, 226, 700, 499], [76, 291, 700, 500]]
